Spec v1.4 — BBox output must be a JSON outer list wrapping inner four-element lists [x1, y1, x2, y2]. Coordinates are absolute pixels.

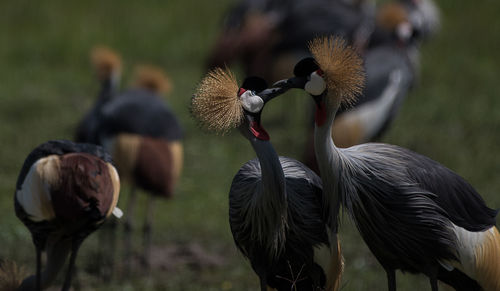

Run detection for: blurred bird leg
[[124, 186, 138, 274], [141, 195, 155, 269], [61, 238, 83, 291]]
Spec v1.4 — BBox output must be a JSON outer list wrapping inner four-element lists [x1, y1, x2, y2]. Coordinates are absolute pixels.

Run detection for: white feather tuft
[[112, 207, 123, 219]]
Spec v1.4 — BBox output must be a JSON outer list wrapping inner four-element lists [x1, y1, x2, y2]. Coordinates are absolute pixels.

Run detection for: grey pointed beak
[[272, 76, 307, 91], [258, 86, 292, 104]]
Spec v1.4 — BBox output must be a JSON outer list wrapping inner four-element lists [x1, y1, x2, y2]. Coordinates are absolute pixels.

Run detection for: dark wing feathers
[[99, 89, 183, 141], [379, 144, 497, 231], [16, 140, 112, 190], [346, 168, 457, 272]]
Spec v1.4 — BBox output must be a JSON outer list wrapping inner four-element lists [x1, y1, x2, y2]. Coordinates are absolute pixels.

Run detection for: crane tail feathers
[[474, 226, 500, 291]]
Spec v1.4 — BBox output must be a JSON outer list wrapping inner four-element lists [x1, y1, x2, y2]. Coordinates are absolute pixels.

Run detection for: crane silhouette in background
[[75, 47, 183, 270], [191, 69, 343, 291], [75, 47, 122, 145], [14, 140, 120, 291], [275, 36, 500, 291]]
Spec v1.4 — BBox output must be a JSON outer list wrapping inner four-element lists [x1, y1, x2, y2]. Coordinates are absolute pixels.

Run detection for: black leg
[[259, 277, 268, 291], [104, 217, 118, 280], [386, 269, 396, 291], [430, 277, 438, 291], [124, 187, 137, 274], [141, 195, 155, 269], [61, 239, 82, 291], [35, 245, 42, 291]]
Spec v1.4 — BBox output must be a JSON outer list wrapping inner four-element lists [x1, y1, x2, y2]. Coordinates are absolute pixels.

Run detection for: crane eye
[[239, 90, 264, 113], [305, 71, 326, 96]]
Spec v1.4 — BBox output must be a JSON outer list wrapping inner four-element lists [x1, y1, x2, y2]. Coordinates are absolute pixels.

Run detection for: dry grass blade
[[191, 67, 242, 134], [308, 36, 365, 106], [0, 260, 26, 291]]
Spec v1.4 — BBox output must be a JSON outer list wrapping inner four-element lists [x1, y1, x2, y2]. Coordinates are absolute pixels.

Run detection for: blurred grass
[[0, 0, 498, 290]]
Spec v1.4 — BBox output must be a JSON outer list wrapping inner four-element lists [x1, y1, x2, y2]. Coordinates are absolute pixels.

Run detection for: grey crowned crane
[[398, 0, 440, 42], [301, 3, 418, 174], [13, 140, 120, 291], [207, 0, 372, 83], [75, 46, 122, 144], [333, 2, 417, 148], [95, 63, 182, 269], [191, 68, 343, 291], [275, 36, 500, 291]]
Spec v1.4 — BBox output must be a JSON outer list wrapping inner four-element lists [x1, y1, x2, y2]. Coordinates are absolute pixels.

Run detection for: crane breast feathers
[[229, 157, 327, 260]]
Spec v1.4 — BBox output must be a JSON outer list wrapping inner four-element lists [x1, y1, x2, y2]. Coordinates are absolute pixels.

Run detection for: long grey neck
[[314, 101, 344, 229], [250, 138, 286, 201], [248, 137, 288, 254]]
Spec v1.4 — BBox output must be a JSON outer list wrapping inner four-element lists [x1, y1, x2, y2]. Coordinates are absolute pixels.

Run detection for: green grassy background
[[0, 0, 498, 290]]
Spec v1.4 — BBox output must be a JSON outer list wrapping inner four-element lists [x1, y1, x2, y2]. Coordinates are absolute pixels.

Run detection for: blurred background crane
[[12, 140, 120, 291], [76, 47, 183, 272], [0, 0, 498, 289]]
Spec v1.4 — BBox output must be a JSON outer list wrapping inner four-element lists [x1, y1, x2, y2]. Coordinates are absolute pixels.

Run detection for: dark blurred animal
[[76, 47, 182, 270], [277, 36, 500, 291], [75, 47, 122, 145], [14, 140, 120, 291], [207, 0, 373, 82], [192, 70, 343, 290]]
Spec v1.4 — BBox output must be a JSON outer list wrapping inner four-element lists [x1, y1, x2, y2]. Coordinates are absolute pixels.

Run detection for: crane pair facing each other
[[193, 35, 500, 291], [6, 140, 121, 291]]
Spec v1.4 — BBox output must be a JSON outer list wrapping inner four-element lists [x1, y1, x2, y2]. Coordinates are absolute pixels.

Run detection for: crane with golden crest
[[191, 68, 343, 291], [275, 35, 500, 291]]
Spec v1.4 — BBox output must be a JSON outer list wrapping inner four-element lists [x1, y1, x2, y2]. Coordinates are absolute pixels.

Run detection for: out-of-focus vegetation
[[0, 0, 498, 290]]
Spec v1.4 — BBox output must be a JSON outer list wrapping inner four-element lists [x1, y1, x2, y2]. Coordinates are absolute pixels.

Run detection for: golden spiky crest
[[309, 36, 365, 106], [0, 261, 26, 291], [133, 64, 173, 95], [90, 46, 122, 81], [377, 2, 409, 32], [191, 67, 243, 134]]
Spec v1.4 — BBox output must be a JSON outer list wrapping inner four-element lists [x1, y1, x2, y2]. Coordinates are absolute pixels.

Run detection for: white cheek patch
[[239, 90, 264, 113], [305, 71, 326, 96]]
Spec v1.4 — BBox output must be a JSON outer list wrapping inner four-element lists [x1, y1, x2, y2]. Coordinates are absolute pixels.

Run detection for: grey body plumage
[[191, 73, 342, 290], [229, 138, 332, 290], [277, 42, 498, 290]]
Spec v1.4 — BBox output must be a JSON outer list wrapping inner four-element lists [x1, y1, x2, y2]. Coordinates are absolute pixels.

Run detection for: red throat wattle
[[250, 121, 270, 140], [315, 101, 327, 126]]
